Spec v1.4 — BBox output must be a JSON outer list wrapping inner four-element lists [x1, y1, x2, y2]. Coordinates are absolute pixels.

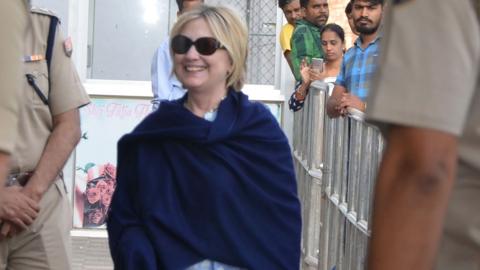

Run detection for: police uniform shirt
[[11, 9, 90, 172], [0, 0, 28, 154], [366, 0, 480, 268]]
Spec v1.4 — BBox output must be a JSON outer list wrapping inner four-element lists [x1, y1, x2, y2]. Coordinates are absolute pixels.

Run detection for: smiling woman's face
[[173, 18, 232, 95]]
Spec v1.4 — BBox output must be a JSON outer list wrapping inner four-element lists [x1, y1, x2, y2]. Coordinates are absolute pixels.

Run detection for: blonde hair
[[170, 5, 248, 91]]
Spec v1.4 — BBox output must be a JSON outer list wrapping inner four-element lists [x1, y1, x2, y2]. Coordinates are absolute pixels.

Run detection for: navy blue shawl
[[107, 90, 301, 270]]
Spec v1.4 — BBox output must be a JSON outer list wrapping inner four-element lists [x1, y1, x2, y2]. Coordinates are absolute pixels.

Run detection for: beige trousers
[[0, 179, 71, 270]]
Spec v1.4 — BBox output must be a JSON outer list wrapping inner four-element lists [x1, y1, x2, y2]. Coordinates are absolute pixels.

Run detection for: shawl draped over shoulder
[[107, 90, 301, 270]]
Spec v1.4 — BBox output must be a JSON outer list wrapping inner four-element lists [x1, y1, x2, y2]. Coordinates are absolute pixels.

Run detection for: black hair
[[345, 1, 353, 15], [300, 0, 309, 8], [176, 0, 204, 12], [321, 23, 345, 44], [176, 0, 183, 11], [352, 0, 384, 6], [278, 0, 295, 9]]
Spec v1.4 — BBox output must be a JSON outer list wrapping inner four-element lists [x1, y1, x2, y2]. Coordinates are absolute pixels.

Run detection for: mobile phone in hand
[[310, 58, 324, 73]]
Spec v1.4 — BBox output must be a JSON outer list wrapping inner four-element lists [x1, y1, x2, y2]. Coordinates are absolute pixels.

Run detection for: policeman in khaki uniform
[[0, 7, 90, 270], [366, 0, 480, 269], [0, 0, 40, 232]]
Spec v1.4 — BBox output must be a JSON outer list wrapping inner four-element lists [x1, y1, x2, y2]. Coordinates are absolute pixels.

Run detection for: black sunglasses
[[171, 35, 224, 56]]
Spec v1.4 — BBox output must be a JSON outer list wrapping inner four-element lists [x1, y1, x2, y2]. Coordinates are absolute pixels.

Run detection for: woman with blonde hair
[[107, 5, 301, 270]]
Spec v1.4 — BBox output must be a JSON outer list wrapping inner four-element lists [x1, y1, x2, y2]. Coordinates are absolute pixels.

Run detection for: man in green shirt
[[290, 0, 329, 81]]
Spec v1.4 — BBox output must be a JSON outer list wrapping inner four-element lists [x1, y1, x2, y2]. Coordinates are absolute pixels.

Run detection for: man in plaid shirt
[[327, 0, 384, 118], [290, 0, 329, 82]]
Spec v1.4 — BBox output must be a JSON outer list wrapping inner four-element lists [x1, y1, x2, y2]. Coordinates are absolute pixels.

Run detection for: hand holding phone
[[310, 58, 324, 73]]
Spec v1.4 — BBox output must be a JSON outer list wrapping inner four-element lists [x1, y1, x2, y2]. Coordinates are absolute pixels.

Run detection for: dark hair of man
[[345, 1, 352, 15], [176, 0, 204, 12], [300, 0, 310, 8], [279, 0, 295, 9], [321, 23, 345, 44], [352, 0, 384, 6], [176, 0, 184, 11]]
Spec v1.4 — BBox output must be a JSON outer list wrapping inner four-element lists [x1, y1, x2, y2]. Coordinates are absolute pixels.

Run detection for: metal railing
[[292, 81, 385, 270]]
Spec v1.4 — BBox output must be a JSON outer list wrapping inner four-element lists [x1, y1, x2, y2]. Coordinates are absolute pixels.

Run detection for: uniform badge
[[63, 37, 73, 57], [23, 55, 45, 62]]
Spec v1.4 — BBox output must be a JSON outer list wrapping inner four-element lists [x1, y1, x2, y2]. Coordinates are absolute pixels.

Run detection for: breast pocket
[[24, 60, 49, 107]]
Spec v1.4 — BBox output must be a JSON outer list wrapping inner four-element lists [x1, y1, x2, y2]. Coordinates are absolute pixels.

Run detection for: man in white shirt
[[151, 0, 204, 110]]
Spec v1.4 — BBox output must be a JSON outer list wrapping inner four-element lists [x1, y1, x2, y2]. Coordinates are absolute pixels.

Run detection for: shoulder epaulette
[[30, 7, 60, 22]]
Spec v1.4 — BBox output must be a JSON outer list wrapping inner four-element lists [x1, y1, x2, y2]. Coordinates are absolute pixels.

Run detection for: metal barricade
[[292, 81, 385, 270]]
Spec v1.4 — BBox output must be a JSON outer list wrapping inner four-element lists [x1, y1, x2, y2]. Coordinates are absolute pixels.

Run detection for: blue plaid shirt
[[335, 35, 382, 100]]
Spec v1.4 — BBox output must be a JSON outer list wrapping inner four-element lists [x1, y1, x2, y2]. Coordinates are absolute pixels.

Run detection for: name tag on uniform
[[23, 54, 45, 62]]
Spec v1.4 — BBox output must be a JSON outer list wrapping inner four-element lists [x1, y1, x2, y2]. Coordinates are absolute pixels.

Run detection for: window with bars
[[212, 0, 277, 85], [87, 0, 278, 85]]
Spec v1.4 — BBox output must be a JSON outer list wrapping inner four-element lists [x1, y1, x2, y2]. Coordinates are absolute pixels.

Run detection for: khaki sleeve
[[48, 22, 90, 116], [367, 0, 480, 136], [0, 0, 28, 153]]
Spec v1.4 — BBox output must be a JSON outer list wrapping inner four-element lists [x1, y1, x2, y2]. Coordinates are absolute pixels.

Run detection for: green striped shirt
[[290, 20, 324, 81]]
